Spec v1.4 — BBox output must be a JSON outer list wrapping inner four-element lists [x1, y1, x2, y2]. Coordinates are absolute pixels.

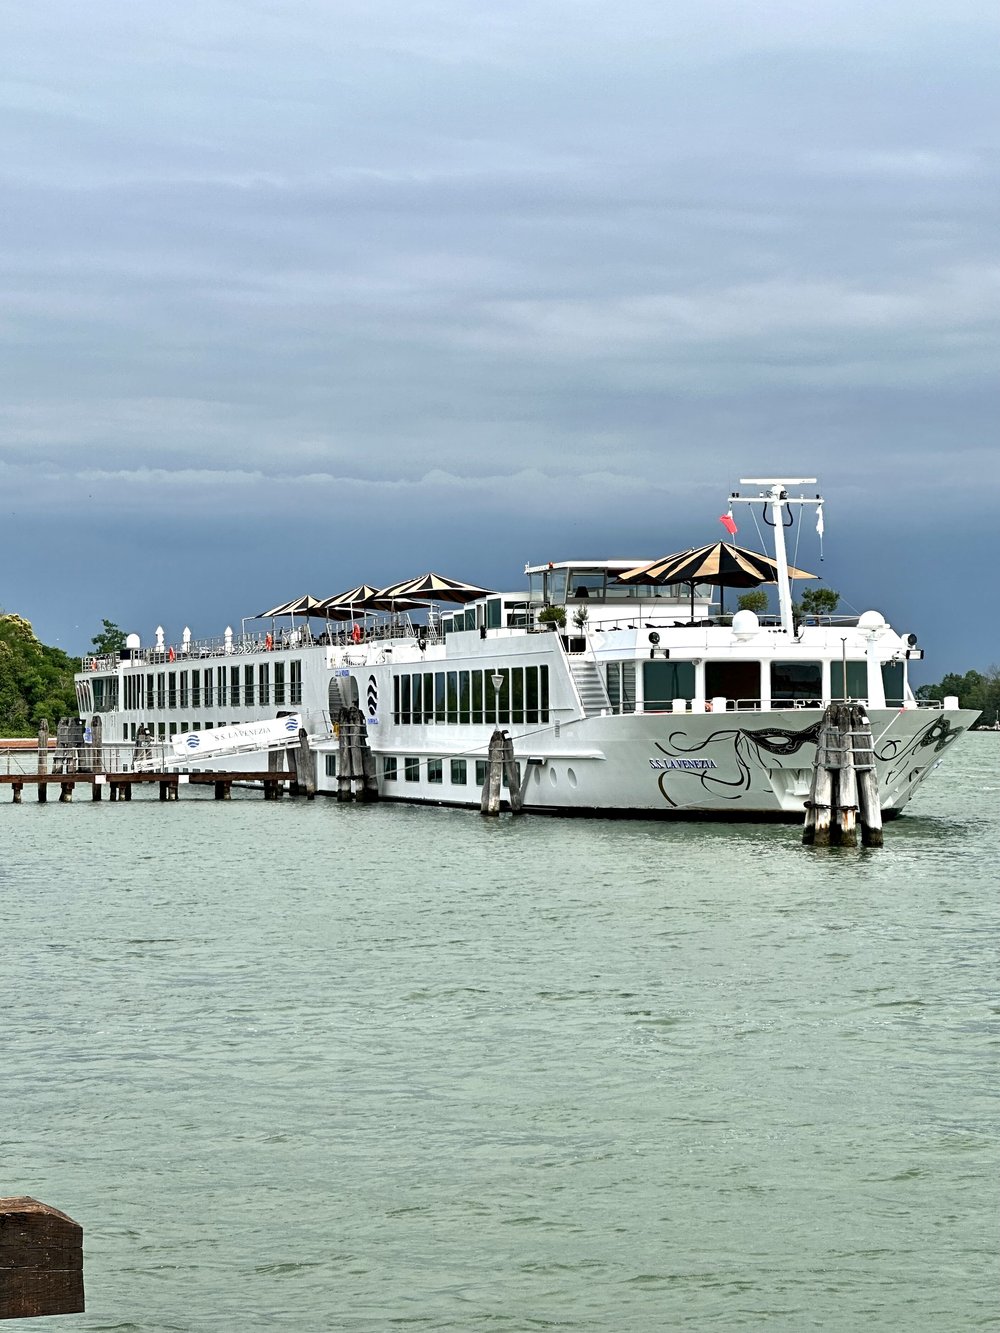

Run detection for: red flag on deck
[[719, 511, 738, 536]]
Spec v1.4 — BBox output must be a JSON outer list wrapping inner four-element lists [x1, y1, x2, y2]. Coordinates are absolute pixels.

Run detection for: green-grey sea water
[[3, 736, 998, 1331]]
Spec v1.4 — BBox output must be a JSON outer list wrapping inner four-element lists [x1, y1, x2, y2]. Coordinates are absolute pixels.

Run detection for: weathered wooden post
[[336, 707, 352, 801], [52, 720, 70, 776], [87, 716, 104, 775], [296, 728, 316, 799], [480, 729, 505, 816], [803, 707, 837, 846], [852, 704, 884, 847], [11, 781, 23, 805], [36, 722, 48, 803], [0, 1196, 84, 1319], [501, 734, 522, 814], [836, 705, 858, 846]]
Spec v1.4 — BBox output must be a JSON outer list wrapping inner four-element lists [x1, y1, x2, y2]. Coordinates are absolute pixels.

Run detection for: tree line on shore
[[915, 667, 1000, 727]]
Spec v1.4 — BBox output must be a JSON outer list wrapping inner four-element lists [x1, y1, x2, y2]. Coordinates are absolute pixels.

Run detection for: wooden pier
[[0, 771, 300, 803]]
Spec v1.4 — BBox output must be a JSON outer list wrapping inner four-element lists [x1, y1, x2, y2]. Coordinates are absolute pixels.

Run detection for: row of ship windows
[[393, 666, 550, 725], [93, 662, 304, 713], [324, 755, 519, 788]]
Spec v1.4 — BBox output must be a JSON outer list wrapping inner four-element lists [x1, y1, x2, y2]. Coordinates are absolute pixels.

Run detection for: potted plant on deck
[[537, 604, 567, 632]]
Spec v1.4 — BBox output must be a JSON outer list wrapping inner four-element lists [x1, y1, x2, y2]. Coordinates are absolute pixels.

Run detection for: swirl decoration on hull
[[652, 722, 822, 807]]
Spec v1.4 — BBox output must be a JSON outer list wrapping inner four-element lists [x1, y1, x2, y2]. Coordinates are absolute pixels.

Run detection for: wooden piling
[[36, 722, 48, 778], [296, 728, 316, 799], [501, 735, 523, 814], [0, 1195, 84, 1319], [59, 781, 73, 804], [480, 729, 505, 816], [804, 703, 882, 847], [853, 707, 884, 847], [11, 782, 22, 804]]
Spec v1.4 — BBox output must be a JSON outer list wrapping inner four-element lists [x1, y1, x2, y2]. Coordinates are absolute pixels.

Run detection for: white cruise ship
[[74, 479, 978, 818]]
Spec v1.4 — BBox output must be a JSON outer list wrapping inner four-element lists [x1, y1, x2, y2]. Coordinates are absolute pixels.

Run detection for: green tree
[[0, 614, 79, 736], [799, 587, 840, 616], [537, 604, 567, 629], [91, 619, 126, 654], [737, 590, 769, 614], [915, 666, 1000, 725]]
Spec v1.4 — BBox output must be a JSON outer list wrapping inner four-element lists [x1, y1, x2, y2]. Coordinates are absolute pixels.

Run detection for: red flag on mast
[[719, 511, 737, 536]]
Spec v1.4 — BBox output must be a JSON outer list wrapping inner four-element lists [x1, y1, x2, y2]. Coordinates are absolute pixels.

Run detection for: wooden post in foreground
[[0, 1196, 83, 1319]]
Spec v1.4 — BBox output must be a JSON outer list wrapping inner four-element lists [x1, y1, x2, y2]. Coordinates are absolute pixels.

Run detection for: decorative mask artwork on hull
[[650, 714, 966, 811], [875, 716, 966, 796], [651, 722, 823, 808]]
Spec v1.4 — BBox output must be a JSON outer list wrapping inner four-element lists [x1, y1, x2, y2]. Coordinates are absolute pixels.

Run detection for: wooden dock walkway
[[0, 772, 301, 803]]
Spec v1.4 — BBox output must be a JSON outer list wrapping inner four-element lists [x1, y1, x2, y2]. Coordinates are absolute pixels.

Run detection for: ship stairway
[[134, 735, 305, 773], [569, 658, 611, 718], [327, 676, 349, 714]]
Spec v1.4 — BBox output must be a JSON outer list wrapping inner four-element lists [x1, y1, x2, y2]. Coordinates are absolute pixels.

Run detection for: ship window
[[230, 666, 240, 706], [451, 759, 467, 784], [459, 671, 471, 724], [705, 661, 759, 705], [273, 661, 285, 705], [471, 671, 483, 723], [525, 666, 539, 723], [567, 570, 605, 600], [830, 661, 867, 700], [258, 664, 270, 706], [486, 598, 502, 629], [146, 673, 155, 710], [475, 759, 488, 786], [204, 669, 213, 708], [244, 665, 254, 706], [400, 674, 411, 724], [428, 758, 443, 783], [422, 672, 434, 723], [180, 671, 189, 708], [156, 673, 165, 708], [771, 661, 822, 703], [510, 668, 524, 724], [383, 757, 398, 782], [446, 671, 458, 724], [325, 755, 337, 777], [169, 722, 178, 737], [408, 671, 421, 725], [290, 660, 302, 705], [192, 670, 201, 708], [882, 662, 905, 708], [643, 661, 696, 710], [404, 757, 419, 781]]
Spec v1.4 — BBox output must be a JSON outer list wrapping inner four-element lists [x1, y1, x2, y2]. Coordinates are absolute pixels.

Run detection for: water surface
[[3, 736, 998, 1330]]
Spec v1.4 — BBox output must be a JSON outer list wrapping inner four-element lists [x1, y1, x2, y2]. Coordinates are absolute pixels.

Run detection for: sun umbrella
[[317, 584, 429, 616], [255, 593, 325, 618], [617, 541, 817, 619], [378, 572, 493, 605]]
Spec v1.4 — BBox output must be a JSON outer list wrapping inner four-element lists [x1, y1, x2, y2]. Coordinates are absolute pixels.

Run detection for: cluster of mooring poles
[[480, 728, 523, 816], [803, 703, 884, 847], [0, 1196, 83, 1319], [334, 706, 378, 801]]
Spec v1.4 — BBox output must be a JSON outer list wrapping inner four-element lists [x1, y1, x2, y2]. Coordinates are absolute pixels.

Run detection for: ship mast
[[730, 477, 823, 635]]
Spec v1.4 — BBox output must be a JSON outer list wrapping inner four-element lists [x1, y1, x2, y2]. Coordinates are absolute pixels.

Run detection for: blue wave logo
[[185, 735, 201, 750], [284, 717, 299, 733]]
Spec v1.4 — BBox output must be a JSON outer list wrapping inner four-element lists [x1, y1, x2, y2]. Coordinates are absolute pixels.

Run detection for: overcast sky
[[2, 0, 997, 672]]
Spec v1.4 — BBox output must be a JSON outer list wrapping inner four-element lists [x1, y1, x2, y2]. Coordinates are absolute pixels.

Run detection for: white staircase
[[569, 659, 611, 718]]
